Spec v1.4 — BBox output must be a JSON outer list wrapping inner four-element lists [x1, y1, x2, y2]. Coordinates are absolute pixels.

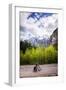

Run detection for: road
[[20, 64, 58, 78]]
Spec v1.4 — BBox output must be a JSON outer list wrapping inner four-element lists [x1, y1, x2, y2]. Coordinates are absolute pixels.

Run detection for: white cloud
[[20, 12, 58, 40]]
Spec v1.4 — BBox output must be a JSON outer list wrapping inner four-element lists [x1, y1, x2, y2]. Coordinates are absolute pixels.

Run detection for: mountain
[[20, 26, 58, 47], [22, 36, 50, 47], [20, 26, 50, 47], [50, 28, 58, 45]]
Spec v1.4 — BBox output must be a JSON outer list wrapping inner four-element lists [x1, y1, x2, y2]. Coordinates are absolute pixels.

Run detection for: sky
[[20, 12, 58, 41]]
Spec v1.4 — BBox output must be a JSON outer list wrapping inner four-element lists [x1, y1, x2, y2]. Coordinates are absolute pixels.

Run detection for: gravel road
[[20, 64, 58, 78]]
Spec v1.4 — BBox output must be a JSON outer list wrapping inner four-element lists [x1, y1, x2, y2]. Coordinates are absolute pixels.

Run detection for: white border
[[9, 4, 64, 86]]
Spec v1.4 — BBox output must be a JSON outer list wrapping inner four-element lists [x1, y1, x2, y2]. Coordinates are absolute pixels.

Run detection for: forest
[[20, 40, 58, 65]]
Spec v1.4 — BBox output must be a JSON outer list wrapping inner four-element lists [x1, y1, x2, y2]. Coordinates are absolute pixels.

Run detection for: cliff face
[[50, 28, 58, 44]]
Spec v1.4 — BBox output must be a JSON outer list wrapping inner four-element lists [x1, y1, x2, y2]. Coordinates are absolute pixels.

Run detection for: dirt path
[[20, 64, 58, 78]]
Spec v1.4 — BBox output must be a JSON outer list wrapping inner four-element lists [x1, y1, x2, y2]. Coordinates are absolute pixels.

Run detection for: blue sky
[[20, 12, 58, 41], [27, 12, 53, 22]]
